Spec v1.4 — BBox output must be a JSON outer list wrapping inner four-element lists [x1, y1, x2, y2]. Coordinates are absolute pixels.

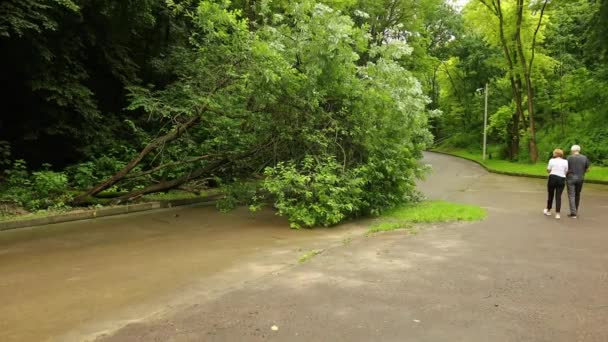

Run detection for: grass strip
[[432, 148, 608, 184], [368, 200, 486, 235]]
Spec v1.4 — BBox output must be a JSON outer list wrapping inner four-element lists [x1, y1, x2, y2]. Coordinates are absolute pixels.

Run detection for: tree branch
[[478, 0, 498, 16], [528, 0, 549, 72], [124, 154, 214, 179], [72, 112, 203, 204], [113, 140, 274, 203]]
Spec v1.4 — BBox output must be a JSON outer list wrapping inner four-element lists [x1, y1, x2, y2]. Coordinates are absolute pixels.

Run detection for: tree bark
[[514, 0, 548, 162], [124, 154, 213, 180], [514, 0, 539, 162], [72, 113, 203, 204], [510, 77, 524, 160], [483, 0, 525, 160], [113, 157, 231, 204], [112, 140, 274, 203]]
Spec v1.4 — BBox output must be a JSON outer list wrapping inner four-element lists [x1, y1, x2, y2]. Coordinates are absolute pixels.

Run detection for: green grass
[[298, 249, 323, 263], [0, 209, 69, 222], [368, 221, 414, 234], [141, 189, 219, 201], [368, 200, 487, 235], [433, 147, 608, 183]]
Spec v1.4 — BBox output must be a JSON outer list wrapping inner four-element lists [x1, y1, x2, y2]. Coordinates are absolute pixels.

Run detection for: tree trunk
[[113, 157, 231, 204], [509, 110, 520, 160], [514, 0, 547, 163], [489, 0, 525, 160], [514, 0, 537, 162], [509, 76, 525, 160], [72, 114, 202, 204], [524, 76, 538, 162], [112, 140, 274, 203]]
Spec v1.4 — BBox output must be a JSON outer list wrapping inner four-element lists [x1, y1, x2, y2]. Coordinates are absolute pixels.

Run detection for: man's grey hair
[[571, 145, 581, 152]]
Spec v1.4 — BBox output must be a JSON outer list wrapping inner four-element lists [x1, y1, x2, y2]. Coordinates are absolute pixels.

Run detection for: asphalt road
[[100, 152, 608, 342], [1, 152, 607, 342]]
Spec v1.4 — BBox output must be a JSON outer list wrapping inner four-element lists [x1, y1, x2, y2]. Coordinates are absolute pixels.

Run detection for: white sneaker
[[555, 213, 561, 220], [543, 209, 551, 216]]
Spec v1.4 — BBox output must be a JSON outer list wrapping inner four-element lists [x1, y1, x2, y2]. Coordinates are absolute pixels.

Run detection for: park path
[[0, 200, 368, 341], [1, 152, 607, 341]]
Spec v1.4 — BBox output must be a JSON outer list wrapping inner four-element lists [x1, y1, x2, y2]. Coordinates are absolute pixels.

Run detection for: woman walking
[[544, 149, 568, 219]]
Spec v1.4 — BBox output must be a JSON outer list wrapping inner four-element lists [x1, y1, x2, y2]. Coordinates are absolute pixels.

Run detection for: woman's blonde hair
[[553, 149, 564, 158]]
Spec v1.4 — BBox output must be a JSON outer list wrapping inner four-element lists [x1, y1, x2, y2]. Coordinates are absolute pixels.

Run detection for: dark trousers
[[547, 175, 566, 213], [567, 176, 584, 215]]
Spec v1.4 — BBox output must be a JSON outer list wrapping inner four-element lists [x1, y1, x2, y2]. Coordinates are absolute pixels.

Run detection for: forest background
[[1, 0, 606, 227]]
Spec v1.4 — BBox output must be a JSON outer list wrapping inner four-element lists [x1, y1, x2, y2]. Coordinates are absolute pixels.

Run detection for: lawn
[[433, 148, 608, 183], [368, 200, 487, 234]]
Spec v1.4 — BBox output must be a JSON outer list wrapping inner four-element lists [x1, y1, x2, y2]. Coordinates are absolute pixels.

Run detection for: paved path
[[102, 152, 608, 342], [0, 204, 368, 342], [1, 153, 607, 341]]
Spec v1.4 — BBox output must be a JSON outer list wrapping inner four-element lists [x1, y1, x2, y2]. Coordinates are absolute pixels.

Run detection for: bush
[[263, 145, 427, 228], [263, 156, 365, 229], [1, 160, 71, 211], [216, 181, 263, 213], [67, 155, 128, 189], [438, 132, 481, 151], [33, 170, 69, 198], [536, 124, 608, 165]]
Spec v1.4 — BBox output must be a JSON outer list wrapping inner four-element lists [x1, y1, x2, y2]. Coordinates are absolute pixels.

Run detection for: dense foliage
[[2, 0, 607, 226], [0, 0, 438, 227], [434, 0, 608, 165]]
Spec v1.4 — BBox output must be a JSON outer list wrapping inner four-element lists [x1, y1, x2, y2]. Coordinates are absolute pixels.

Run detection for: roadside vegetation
[[1, 0, 437, 227], [433, 147, 608, 183], [433, 0, 608, 171], [0, 190, 217, 222], [368, 201, 487, 235], [1, 0, 607, 226]]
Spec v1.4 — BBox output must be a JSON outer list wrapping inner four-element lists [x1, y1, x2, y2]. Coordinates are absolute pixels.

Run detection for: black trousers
[[547, 175, 566, 212]]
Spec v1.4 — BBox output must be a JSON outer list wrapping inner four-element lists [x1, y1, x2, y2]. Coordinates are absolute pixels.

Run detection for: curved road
[[1, 152, 607, 341]]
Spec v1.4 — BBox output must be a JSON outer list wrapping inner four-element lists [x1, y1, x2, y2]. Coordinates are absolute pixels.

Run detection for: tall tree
[[476, 0, 525, 159], [513, 0, 548, 162], [471, 0, 549, 161]]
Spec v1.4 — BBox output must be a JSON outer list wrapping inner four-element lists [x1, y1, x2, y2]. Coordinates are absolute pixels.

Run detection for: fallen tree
[[72, 114, 203, 204], [112, 140, 273, 204], [69, 1, 435, 230]]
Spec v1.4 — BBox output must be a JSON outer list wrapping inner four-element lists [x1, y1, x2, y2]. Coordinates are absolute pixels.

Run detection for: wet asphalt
[[1, 152, 607, 341], [101, 152, 608, 342]]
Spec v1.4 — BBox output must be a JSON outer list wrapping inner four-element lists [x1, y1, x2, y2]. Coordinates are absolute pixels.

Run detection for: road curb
[[428, 150, 608, 185], [0, 197, 218, 232]]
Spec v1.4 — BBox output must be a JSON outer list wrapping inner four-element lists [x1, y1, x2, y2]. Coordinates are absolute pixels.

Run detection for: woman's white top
[[547, 157, 568, 178]]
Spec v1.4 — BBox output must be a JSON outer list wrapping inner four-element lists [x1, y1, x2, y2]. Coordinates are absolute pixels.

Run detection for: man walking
[[567, 145, 590, 218]]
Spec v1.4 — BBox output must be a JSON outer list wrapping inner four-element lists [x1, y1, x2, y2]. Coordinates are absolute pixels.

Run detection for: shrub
[[32, 169, 69, 198], [536, 124, 608, 166], [354, 150, 427, 216], [1, 161, 71, 211], [67, 155, 128, 189], [216, 181, 263, 213], [263, 156, 365, 228], [438, 132, 481, 151], [263, 146, 427, 228]]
